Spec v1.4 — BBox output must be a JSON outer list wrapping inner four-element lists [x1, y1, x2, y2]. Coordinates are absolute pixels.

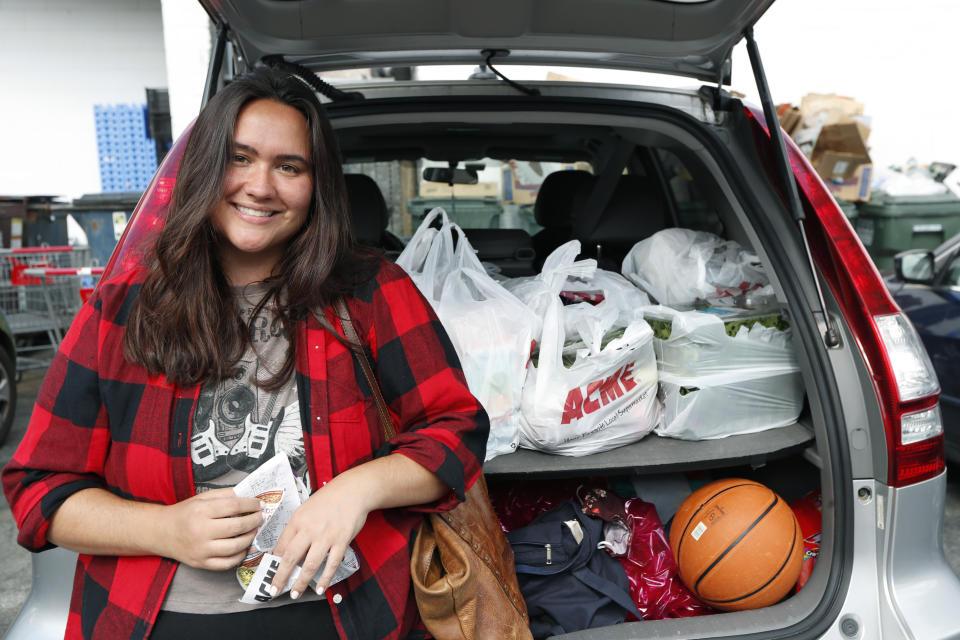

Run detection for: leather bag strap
[[333, 298, 396, 440]]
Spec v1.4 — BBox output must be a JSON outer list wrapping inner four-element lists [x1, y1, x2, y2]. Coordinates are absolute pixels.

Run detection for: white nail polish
[[268, 585, 278, 597], [290, 590, 300, 600]]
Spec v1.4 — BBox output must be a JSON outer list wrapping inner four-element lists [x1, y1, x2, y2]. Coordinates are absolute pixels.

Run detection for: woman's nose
[[244, 164, 276, 199]]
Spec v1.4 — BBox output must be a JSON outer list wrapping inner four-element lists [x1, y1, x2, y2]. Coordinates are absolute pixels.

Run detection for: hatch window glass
[[342, 158, 593, 239]]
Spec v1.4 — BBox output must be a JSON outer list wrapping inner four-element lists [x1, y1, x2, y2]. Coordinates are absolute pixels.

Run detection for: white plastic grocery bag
[[643, 305, 797, 377], [502, 240, 598, 340], [621, 228, 767, 307], [656, 367, 803, 440], [395, 207, 456, 305], [402, 218, 541, 461], [437, 265, 539, 461], [559, 269, 651, 336], [517, 243, 660, 456]]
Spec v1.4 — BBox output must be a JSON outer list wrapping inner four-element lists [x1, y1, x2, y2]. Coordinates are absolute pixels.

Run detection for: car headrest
[[344, 173, 388, 246], [534, 170, 596, 228], [577, 174, 667, 246]]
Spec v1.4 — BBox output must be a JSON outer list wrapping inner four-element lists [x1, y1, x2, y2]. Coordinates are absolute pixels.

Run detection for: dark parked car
[[7, 0, 960, 638], [0, 310, 17, 445], [887, 234, 960, 464]]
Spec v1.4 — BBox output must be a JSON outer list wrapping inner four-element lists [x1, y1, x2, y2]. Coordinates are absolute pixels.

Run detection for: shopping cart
[[0, 246, 96, 372]]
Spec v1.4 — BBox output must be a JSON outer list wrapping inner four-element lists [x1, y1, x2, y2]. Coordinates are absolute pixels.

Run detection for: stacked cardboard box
[[778, 93, 873, 202]]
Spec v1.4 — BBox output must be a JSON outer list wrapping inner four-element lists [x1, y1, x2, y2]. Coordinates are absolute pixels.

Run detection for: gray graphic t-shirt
[[162, 283, 319, 613]]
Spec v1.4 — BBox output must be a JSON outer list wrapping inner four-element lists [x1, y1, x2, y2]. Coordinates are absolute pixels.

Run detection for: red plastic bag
[[619, 498, 713, 620], [489, 477, 599, 531], [488, 478, 712, 621], [789, 490, 822, 592]]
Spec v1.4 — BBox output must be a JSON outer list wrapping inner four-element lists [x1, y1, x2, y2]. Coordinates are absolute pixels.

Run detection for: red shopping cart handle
[[21, 267, 105, 277], [0, 246, 76, 255]]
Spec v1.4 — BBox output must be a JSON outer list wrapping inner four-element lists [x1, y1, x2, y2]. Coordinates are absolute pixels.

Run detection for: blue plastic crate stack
[[94, 104, 158, 193]]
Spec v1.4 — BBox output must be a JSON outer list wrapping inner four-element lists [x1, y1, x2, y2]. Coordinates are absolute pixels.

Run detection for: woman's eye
[[280, 164, 301, 174], [232, 154, 249, 164]]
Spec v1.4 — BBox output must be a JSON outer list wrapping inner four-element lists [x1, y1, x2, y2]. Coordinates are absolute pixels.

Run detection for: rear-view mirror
[[422, 167, 479, 185]]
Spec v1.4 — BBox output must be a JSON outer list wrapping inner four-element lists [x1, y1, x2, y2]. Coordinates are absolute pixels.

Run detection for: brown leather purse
[[335, 299, 532, 640]]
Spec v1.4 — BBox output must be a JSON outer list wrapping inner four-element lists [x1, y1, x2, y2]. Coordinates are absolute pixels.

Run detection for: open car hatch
[[199, 0, 774, 83]]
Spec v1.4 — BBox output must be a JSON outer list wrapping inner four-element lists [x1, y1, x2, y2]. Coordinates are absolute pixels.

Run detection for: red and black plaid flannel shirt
[[2, 260, 489, 640]]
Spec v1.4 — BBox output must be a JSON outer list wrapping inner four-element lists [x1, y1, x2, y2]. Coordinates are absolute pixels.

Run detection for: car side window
[[655, 149, 723, 235]]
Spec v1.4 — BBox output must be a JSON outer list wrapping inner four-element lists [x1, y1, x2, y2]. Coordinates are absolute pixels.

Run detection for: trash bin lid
[[72, 191, 143, 209], [857, 191, 960, 217]]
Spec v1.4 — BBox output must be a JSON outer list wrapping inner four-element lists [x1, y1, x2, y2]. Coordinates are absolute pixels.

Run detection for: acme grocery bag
[[518, 245, 660, 456]]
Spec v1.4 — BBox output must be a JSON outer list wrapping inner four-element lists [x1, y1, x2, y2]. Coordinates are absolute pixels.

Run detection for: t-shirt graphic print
[[190, 357, 306, 489]]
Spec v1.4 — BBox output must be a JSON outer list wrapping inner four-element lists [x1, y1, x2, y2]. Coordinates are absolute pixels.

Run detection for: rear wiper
[[480, 49, 541, 97]]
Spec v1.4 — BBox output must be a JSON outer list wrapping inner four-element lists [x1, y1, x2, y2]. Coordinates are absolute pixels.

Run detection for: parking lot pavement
[[0, 368, 958, 636]]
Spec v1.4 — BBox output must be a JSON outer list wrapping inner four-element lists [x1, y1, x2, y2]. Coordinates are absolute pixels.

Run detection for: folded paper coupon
[[233, 453, 360, 604]]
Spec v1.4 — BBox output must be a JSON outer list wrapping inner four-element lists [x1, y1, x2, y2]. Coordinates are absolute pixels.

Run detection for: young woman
[[2, 68, 488, 640]]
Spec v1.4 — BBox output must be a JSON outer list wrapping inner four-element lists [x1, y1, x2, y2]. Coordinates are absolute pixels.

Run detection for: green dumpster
[[836, 199, 858, 223], [408, 197, 503, 229], [853, 192, 960, 270], [70, 192, 142, 266]]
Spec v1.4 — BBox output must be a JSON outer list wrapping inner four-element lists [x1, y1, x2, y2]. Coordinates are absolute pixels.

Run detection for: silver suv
[[9, 1, 960, 639]]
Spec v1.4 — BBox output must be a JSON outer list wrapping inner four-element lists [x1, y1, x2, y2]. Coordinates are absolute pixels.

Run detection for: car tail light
[[874, 314, 940, 401], [100, 123, 193, 281], [745, 106, 944, 486]]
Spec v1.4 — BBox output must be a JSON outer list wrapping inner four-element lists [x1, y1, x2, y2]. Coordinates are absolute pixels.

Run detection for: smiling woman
[[1, 67, 489, 640], [211, 99, 313, 285]]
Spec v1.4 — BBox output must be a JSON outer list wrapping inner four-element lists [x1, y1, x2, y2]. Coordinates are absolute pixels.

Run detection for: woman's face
[[211, 98, 313, 285]]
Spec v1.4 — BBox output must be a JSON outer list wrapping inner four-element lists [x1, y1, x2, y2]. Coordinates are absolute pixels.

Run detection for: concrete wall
[[0, 0, 168, 200], [160, 0, 212, 140]]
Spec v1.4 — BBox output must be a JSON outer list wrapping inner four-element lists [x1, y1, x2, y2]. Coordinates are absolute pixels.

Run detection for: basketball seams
[[702, 512, 801, 606], [675, 481, 759, 571], [693, 494, 779, 596]]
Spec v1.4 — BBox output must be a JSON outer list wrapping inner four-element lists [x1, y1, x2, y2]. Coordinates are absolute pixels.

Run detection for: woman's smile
[[232, 203, 279, 220]]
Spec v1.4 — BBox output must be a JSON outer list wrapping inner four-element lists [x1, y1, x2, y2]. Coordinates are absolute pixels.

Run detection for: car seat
[[531, 170, 596, 270], [573, 174, 669, 271], [459, 227, 536, 277], [343, 173, 405, 256]]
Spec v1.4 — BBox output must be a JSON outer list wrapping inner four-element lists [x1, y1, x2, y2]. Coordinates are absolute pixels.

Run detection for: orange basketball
[[669, 478, 803, 611]]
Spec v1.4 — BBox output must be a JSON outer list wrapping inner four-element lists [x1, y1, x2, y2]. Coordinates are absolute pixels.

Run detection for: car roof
[[198, 0, 774, 83]]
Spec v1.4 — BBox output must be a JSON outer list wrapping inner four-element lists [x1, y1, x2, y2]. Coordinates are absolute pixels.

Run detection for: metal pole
[[744, 27, 839, 348]]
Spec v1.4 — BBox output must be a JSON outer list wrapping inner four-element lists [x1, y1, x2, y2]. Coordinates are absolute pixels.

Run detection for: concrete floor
[[0, 368, 958, 637]]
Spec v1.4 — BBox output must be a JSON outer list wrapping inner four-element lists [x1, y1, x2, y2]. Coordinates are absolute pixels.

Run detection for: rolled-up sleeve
[[362, 263, 489, 512], [2, 292, 110, 552]]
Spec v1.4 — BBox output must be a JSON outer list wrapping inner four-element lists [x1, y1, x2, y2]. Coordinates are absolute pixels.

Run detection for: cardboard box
[[419, 180, 499, 198], [502, 164, 540, 205], [799, 93, 864, 125], [777, 104, 801, 137], [810, 122, 872, 202]]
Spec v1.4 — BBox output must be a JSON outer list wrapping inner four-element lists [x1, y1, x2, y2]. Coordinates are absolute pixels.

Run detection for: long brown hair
[[124, 67, 378, 388]]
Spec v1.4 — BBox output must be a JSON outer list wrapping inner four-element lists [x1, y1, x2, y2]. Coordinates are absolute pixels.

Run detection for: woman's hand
[[158, 488, 263, 570], [270, 473, 371, 599], [269, 454, 449, 599]]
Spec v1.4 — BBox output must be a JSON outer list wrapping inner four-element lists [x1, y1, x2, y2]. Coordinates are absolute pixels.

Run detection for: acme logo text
[[560, 362, 639, 424]]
